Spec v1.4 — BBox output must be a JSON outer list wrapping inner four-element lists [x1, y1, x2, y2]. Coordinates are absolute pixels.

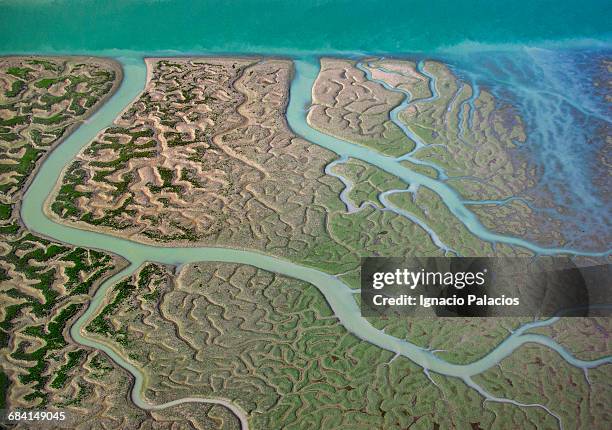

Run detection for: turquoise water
[[444, 48, 612, 249], [0, 0, 611, 54]]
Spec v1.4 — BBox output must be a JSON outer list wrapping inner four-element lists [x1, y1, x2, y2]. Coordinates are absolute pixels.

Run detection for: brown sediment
[[0, 55, 133, 417], [46, 57, 342, 251], [308, 56, 591, 251], [46, 56, 460, 280], [2, 56, 124, 231], [307, 57, 414, 156]]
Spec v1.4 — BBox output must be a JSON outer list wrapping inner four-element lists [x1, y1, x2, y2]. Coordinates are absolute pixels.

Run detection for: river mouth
[[15, 51, 611, 428], [25, 53, 611, 258]]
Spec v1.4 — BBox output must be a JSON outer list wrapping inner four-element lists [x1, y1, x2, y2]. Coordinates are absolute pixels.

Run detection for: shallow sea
[[0, 0, 610, 55]]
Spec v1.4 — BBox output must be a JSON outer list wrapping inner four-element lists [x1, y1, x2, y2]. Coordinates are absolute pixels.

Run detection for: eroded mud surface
[[308, 57, 594, 250], [0, 57, 239, 428], [3, 55, 610, 430], [49, 58, 479, 273]]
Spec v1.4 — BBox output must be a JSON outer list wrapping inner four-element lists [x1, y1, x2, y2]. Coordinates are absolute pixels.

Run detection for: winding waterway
[[20, 56, 611, 428]]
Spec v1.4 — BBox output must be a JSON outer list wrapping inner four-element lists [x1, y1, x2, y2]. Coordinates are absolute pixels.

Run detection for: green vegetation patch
[[0, 57, 121, 410]]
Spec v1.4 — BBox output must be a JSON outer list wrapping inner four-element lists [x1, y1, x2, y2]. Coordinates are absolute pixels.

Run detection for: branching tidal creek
[[20, 55, 612, 430]]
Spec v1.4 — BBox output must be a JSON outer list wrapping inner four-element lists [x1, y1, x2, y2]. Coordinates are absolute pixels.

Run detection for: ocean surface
[[0, 0, 611, 54], [1, 0, 611, 249]]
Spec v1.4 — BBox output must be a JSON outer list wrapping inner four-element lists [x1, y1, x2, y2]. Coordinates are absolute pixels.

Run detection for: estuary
[[19, 55, 611, 429]]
